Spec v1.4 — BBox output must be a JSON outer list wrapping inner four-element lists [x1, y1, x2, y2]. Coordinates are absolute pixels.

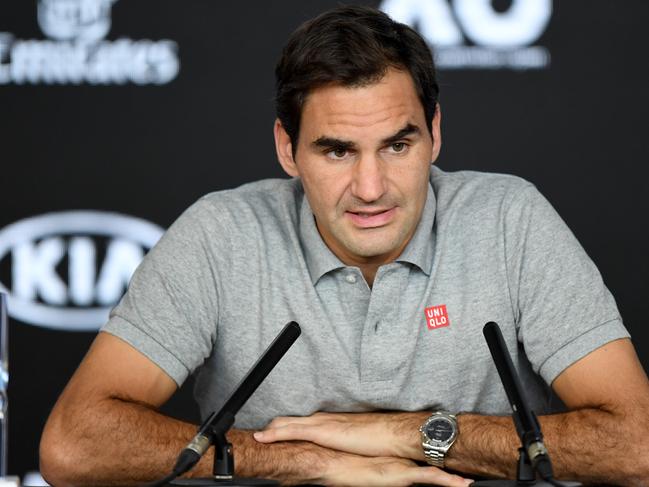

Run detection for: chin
[[347, 241, 401, 260]]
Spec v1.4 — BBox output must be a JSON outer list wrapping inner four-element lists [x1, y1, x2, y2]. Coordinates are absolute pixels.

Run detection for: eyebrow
[[311, 123, 421, 151], [312, 136, 355, 151], [381, 123, 421, 145]]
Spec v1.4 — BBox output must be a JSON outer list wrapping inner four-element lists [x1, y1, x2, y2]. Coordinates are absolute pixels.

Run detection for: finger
[[254, 424, 313, 443], [266, 415, 307, 429], [311, 411, 340, 420], [411, 466, 474, 487]]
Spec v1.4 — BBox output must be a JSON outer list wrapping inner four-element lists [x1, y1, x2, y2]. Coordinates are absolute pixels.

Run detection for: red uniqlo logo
[[424, 305, 450, 330]]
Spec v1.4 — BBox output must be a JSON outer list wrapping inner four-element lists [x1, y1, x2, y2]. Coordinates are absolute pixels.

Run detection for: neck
[[358, 263, 379, 288]]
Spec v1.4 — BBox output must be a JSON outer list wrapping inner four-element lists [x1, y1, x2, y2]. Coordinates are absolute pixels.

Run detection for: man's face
[[275, 68, 441, 268]]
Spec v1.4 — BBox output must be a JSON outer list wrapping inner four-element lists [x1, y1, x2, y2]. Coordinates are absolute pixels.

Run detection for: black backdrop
[[1, 0, 648, 479]]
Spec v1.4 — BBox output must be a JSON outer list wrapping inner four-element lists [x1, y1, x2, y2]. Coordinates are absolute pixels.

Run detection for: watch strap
[[422, 445, 446, 468]]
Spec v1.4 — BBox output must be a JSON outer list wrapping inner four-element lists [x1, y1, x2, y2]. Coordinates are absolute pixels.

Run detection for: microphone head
[[285, 321, 301, 340], [482, 321, 501, 341]]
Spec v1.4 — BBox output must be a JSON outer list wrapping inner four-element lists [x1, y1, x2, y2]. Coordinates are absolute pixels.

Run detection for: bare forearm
[[448, 409, 649, 486], [41, 397, 213, 486], [42, 399, 337, 487]]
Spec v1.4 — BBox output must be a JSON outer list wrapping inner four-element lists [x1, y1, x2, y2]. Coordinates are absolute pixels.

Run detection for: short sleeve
[[102, 198, 224, 386], [504, 184, 629, 384]]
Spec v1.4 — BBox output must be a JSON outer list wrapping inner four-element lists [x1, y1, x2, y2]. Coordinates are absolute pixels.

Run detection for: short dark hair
[[275, 5, 439, 151]]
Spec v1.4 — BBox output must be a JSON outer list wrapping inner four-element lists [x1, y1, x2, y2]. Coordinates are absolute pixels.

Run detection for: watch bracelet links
[[423, 446, 446, 468]]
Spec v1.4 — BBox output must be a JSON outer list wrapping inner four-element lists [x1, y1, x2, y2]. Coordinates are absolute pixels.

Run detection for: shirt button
[[345, 274, 357, 284]]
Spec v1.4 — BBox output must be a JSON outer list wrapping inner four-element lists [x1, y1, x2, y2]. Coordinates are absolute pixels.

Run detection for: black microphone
[[472, 322, 580, 487], [483, 321, 551, 476], [148, 321, 301, 487]]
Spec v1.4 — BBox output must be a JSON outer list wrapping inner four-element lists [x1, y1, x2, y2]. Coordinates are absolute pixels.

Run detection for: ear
[[274, 119, 299, 178], [430, 104, 442, 164]]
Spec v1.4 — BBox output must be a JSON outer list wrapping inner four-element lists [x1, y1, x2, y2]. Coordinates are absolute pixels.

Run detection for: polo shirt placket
[[300, 185, 437, 401]]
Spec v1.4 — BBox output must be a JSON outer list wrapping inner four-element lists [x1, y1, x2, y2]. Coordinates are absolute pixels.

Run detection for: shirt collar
[[299, 194, 347, 285], [298, 182, 436, 285], [395, 182, 436, 275]]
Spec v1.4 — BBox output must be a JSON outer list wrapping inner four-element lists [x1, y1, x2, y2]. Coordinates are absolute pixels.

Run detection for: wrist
[[393, 411, 431, 460], [419, 411, 459, 468]]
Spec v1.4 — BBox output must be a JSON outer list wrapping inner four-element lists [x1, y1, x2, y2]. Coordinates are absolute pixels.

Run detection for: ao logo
[[0, 211, 164, 331], [38, 0, 116, 44], [380, 0, 553, 69]]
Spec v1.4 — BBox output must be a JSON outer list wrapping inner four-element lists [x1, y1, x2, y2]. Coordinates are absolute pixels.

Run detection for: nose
[[350, 154, 387, 203]]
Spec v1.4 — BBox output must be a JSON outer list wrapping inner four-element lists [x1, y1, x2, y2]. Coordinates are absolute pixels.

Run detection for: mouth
[[345, 207, 396, 228]]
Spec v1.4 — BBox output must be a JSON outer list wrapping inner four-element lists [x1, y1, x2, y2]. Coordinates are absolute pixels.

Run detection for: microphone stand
[[472, 322, 580, 487], [148, 321, 301, 487]]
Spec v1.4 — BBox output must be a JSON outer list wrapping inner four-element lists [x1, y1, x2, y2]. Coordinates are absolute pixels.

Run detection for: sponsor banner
[[0, 0, 180, 85], [380, 0, 552, 70], [0, 211, 164, 331]]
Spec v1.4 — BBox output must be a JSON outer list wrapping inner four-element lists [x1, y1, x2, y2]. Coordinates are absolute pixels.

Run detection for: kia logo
[[0, 211, 164, 331]]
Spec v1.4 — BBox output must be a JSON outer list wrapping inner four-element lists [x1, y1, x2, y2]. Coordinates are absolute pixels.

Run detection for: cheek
[[301, 168, 350, 213], [388, 159, 430, 195]]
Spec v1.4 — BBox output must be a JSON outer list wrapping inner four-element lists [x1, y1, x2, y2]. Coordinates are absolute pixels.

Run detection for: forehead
[[299, 69, 426, 141]]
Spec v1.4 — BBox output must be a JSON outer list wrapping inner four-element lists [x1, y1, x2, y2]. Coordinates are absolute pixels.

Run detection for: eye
[[327, 148, 349, 160], [387, 142, 409, 154]]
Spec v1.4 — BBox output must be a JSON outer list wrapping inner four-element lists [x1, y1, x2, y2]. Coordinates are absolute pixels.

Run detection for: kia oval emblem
[[0, 211, 164, 331]]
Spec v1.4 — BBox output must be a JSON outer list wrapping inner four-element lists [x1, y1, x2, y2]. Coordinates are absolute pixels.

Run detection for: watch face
[[425, 418, 454, 443]]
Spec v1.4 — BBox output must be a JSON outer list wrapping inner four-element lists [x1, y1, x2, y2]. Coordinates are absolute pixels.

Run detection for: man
[[40, 6, 649, 487]]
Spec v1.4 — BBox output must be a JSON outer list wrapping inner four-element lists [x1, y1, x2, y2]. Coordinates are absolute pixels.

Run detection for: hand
[[322, 453, 473, 487], [254, 411, 429, 460]]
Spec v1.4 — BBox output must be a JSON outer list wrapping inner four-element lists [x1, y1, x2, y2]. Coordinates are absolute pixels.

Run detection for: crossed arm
[[40, 332, 471, 487], [40, 332, 649, 487]]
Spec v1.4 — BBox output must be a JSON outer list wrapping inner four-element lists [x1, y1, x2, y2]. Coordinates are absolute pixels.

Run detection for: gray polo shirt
[[103, 166, 629, 428]]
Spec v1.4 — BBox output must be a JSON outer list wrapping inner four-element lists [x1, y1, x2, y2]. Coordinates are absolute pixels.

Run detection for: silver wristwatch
[[419, 411, 458, 468]]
